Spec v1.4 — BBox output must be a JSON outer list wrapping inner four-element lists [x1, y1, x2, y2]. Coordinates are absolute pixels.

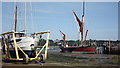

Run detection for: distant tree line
[[37, 39, 120, 47]]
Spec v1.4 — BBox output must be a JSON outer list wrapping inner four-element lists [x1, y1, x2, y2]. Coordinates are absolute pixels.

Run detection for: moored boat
[[59, 1, 96, 53]]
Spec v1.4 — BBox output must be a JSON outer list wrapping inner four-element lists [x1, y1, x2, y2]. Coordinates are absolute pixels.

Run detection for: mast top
[[82, 0, 85, 17], [13, 5, 17, 32]]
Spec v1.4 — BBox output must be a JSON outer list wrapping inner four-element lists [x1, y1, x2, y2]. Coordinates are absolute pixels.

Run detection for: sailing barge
[[59, 1, 96, 53]]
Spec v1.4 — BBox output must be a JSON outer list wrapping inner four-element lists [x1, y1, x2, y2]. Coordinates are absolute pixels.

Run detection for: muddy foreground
[[1, 46, 120, 68]]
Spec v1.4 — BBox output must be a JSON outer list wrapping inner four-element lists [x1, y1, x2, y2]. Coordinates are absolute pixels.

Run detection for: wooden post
[[34, 31, 50, 59], [2, 36, 7, 54], [12, 33, 19, 59], [2, 35, 11, 57], [109, 40, 111, 54], [44, 32, 50, 59]]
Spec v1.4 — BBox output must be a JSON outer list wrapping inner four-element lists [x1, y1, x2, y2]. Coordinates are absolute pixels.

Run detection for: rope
[[24, 0, 26, 33], [30, 0, 34, 33]]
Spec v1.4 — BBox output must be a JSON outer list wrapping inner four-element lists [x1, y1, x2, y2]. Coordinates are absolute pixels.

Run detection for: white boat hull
[[9, 37, 39, 50]]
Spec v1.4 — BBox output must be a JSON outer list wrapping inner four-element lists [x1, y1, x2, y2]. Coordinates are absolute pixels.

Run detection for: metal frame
[[1, 30, 50, 62]]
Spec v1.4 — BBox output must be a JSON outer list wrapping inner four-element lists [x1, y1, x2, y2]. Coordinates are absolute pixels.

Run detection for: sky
[[2, 2, 118, 40]]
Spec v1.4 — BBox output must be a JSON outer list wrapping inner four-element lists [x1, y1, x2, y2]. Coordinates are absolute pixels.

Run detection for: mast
[[83, 0, 85, 17], [81, 0, 85, 45], [13, 5, 17, 32], [24, 0, 26, 33], [72, 0, 86, 46]]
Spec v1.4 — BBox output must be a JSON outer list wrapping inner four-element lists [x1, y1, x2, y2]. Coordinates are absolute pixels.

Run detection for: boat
[[1, 5, 39, 58], [1, 2, 50, 63], [59, 1, 96, 53]]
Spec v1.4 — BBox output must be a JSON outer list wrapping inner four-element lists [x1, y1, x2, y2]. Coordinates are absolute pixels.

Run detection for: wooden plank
[[0, 31, 14, 35], [32, 30, 50, 35]]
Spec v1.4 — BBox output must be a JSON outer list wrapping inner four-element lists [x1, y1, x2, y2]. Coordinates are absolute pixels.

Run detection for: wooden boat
[[59, 1, 96, 53]]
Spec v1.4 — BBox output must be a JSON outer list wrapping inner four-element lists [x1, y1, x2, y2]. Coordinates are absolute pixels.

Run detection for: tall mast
[[13, 5, 17, 32], [81, 0, 85, 45], [24, 0, 26, 33]]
